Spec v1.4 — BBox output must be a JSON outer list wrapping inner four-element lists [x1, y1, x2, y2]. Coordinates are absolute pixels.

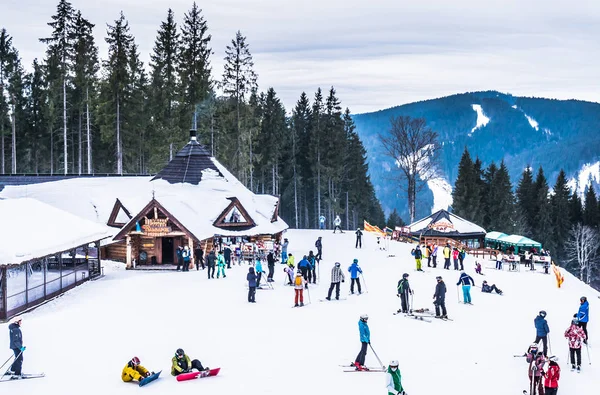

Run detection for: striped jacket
[[331, 266, 345, 283]]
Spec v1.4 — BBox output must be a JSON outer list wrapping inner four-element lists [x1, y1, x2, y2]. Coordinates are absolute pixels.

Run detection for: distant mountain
[[353, 91, 600, 223]]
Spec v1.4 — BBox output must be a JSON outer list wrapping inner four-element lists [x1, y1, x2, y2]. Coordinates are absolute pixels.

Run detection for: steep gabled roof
[[409, 209, 486, 237], [213, 197, 256, 229], [107, 198, 132, 228]]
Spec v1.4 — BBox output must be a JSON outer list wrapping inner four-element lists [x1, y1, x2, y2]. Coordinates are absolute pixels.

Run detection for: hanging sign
[[142, 218, 172, 237], [428, 220, 454, 233]]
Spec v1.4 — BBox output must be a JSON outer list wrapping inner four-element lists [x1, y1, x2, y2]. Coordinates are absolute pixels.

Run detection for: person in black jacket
[[433, 276, 448, 319], [397, 273, 413, 314], [8, 316, 24, 377], [206, 250, 217, 279], [194, 247, 204, 270], [315, 237, 323, 261], [355, 228, 363, 248], [224, 245, 232, 269], [267, 251, 276, 282], [247, 267, 257, 303]]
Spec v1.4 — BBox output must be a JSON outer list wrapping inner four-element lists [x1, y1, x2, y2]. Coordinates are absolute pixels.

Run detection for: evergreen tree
[[532, 167, 553, 250], [471, 157, 486, 226], [309, 88, 324, 227], [0, 28, 18, 174], [322, 87, 344, 224], [481, 161, 498, 229], [550, 169, 572, 261], [452, 148, 476, 220], [7, 56, 27, 174], [583, 183, 599, 228], [486, 161, 514, 232], [515, 167, 535, 236], [291, 92, 311, 228], [123, 43, 148, 173], [569, 191, 584, 225], [386, 208, 404, 228], [24, 59, 48, 173]]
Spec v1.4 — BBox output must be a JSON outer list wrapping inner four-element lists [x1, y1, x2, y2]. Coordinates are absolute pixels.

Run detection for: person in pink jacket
[[565, 318, 587, 372]]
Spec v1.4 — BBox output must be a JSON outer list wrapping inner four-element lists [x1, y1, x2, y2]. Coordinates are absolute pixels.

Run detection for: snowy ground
[[1, 230, 598, 395]]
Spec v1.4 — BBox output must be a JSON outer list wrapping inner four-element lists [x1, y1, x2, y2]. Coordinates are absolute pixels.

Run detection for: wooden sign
[[142, 218, 172, 237]]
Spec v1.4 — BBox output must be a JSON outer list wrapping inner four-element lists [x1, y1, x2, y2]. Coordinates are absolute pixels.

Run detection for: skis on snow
[[0, 373, 45, 382]]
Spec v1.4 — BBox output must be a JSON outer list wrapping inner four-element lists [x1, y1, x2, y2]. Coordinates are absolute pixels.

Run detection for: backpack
[[411, 249, 415, 256], [295, 276, 303, 286]]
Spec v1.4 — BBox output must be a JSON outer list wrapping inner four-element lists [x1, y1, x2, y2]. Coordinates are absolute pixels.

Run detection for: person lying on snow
[[171, 348, 209, 376], [481, 280, 503, 295], [122, 356, 153, 383]]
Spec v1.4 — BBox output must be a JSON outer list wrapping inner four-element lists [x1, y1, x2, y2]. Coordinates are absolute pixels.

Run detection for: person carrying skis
[[326, 262, 345, 300], [443, 243, 451, 270], [216, 250, 226, 278], [171, 348, 208, 376], [565, 317, 586, 372], [426, 244, 433, 267], [481, 280, 503, 295], [526, 347, 546, 395], [534, 311, 550, 357], [206, 249, 216, 279], [576, 296, 589, 343], [413, 245, 423, 271], [386, 360, 407, 395], [456, 271, 475, 304], [122, 356, 152, 383], [333, 215, 343, 233], [281, 238, 289, 264], [247, 267, 257, 303], [267, 251, 276, 282], [294, 271, 307, 307], [348, 259, 363, 294], [353, 314, 370, 371], [397, 273, 413, 314], [8, 316, 24, 378], [544, 356, 560, 395], [433, 276, 447, 319], [355, 228, 363, 248], [315, 237, 323, 261]]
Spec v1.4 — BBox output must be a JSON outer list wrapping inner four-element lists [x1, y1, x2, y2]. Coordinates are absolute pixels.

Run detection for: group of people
[[121, 349, 209, 384], [416, 243, 466, 271]]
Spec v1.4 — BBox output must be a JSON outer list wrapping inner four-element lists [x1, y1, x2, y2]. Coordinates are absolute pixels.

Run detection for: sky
[[2, 0, 600, 113]]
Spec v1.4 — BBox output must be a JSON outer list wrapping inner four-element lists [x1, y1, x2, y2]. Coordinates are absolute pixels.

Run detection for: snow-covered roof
[[485, 231, 508, 241], [409, 209, 486, 237], [501, 234, 541, 248], [0, 198, 111, 266]]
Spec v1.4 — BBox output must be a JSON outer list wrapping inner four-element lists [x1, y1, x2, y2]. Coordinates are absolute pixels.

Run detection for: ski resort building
[[0, 198, 109, 321], [408, 209, 486, 248], [0, 130, 288, 269]]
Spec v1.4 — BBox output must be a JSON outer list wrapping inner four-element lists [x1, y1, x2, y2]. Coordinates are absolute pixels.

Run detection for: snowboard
[[139, 370, 161, 387], [176, 368, 221, 382]]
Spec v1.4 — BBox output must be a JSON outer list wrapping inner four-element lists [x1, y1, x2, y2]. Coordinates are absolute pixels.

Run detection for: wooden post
[[189, 238, 194, 270], [126, 235, 132, 269]]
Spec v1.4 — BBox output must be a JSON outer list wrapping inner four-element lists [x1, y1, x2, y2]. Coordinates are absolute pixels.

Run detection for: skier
[[216, 250, 226, 278], [288, 253, 295, 269], [267, 251, 275, 282], [333, 215, 343, 233], [255, 257, 263, 288], [294, 271, 307, 307], [355, 228, 363, 248], [456, 271, 475, 304], [298, 255, 312, 285], [386, 360, 406, 395], [8, 316, 24, 378], [413, 245, 423, 271], [431, 244, 438, 268], [433, 276, 447, 319], [308, 250, 317, 283], [443, 243, 451, 270], [171, 348, 208, 376], [353, 314, 370, 371], [247, 267, 257, 303], [458, 247, 466, 271], [182, 246, 191, 272], [224, 245, 232, 269], [426, 244, 433, 267], [565, 317, 586, 372], [526, 347, 546, 395], [397, 273, 413, 314], [194, 246, 204, 270], [122, 356, 152, 383], [544, 356, 560, 395], [206, 249, 216, 279], [481, 280, 503, 295], [281, 238, 289, 264], [319, 214, 326, 230], [576, 296, 589, 343], [315, 237, 323, 261], [326, 262, 345, 300], [534, 311, 550, 357], [348, 259, 363, 294], [452, 247, 459, 270], [496, 251, 503, 270]]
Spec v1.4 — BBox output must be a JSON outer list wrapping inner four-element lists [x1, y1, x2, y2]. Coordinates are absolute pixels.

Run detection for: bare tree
[[565, 223, 599, 284], [379, 116, 439, 223]]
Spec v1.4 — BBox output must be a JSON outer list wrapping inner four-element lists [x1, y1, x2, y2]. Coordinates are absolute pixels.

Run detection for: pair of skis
[[0, 350, 45, 383], [339, 364, 386, 373]]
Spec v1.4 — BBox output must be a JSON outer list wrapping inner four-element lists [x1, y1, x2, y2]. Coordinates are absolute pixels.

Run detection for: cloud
[[3, 0, 600, 113]]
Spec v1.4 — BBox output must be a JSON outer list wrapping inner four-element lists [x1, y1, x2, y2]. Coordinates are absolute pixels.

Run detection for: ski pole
[[369, 343, 385, 369], [410, 292, 414, 314], [547, 337, 552, 357], [306, 284, 312, 305], [585, 343, 591, 365], [456, 285, 460, 303], [360, 273, 368, 293], [0, 354, 15, 374], [1, 349, 23, 377]]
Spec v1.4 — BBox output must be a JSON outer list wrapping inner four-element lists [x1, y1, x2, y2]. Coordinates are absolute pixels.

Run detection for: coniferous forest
[[0, 1, 385, 230]]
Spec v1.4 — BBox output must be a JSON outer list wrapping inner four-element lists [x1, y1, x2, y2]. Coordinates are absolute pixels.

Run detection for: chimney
[[190, 129, 198, 142]]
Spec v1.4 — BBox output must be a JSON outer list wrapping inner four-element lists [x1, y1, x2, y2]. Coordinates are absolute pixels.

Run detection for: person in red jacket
[[543, 356, 560, 395]]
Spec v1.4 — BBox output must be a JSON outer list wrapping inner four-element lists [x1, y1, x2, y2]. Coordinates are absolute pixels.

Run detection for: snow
[[426, 178, 453, 213], [468, 104, 490, 136], [2, 229, 597, 395], [567, 161, 600, 195], [524, 114, 539, 131]]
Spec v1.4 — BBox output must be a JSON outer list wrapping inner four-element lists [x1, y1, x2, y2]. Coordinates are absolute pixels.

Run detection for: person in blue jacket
[[577, 296, 589, 343], [533, 310, 550, 356], [255, 257, 264, 288], [456, 271, 475, 304], [298, 255, 312, 288], [348, 259, 363, 294], [353, 314, 370, 371]]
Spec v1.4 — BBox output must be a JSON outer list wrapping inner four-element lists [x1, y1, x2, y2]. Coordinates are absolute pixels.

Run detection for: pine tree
[[322, 87, 344, 224], [291, 92, 311, 228], [452, 148, 476, 220], [0, 28, 18, 174], [583, 183, 599, 228], [7, 56, 26, 174], [309, 88, 324, 227], [24, 59, 48, 173], [481, 162, 498, 229], [387, 208, 404, 228], [472, 157, 486, 226], [569, 191, 584, 225], [515, 167, 535, 236], [123, 43, 148, 173], [486, 161, 514, 232], [532, 167, 553, 250], [550, 169, 572, 260]]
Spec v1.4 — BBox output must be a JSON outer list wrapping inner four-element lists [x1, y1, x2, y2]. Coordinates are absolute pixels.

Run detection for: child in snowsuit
[[247, 267, 257, 303], [354, 314, 370, 371], [284, 266, 294, 285], [287, 253, 295, 268], [386, 360, 406, 395], [348, 259, 363, 294], [413, 246, 423, 271], [397, 273, 413, 314], [565, 318, 586, 371], [526, 347, 545, 395], [475, 261, 482, 275], [216, 251, 226, 278], [544, 356, 560, 395], [294, 272, 307, 306], [255, 258, 263, 288], [171, 348, 207, 376], [122, 357, 151, 383]]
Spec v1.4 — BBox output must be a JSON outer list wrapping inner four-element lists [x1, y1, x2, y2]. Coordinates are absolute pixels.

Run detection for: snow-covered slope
[[1, 230, 597, 395], [469, 104, 490, 137], [568, 161, 600, 195]]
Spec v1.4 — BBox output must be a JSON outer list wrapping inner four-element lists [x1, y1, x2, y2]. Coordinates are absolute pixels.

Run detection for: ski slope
[[1, 230, 598, 395]]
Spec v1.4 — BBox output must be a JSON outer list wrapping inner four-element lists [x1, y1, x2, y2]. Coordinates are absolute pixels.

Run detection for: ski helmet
[[131, 356, 141, 366], [572, 318, 580, 325], [402, 273, 409, 278], [436, 276, 442, 281], [539, 310, 547, 318], [296, 272, 302, 276], [482, 280, 488, 284], [581, 296, 587, 303], [176, 348, 185, 357], [353, 259, 358, 264], [530, 343, 538, 349], [360, 314, 369, 321], [10, 316, 22, 325], [335, 262, 341, 267], [389, 360, 399, 368]]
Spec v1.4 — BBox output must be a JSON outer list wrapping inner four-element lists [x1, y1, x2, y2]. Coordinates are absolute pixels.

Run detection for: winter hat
[[572, 317, 579, 325], [296, 272, 302, 276], [353, 259, 358, 264], [436, 276, 443, 280], [10, 316, 22, 324]]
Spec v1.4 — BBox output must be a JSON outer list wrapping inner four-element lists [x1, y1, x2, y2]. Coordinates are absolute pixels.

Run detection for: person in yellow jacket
[[171, 348, 208, 376], [443, 243, 451, 270], [122, 356, 151, 383]]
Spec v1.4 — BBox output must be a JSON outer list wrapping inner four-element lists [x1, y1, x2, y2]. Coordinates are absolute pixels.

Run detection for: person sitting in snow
[[122, 356, 152, 383], [481, 280, 503, 295], [386, 360, 407, 395], [171, 348, 208, 376]]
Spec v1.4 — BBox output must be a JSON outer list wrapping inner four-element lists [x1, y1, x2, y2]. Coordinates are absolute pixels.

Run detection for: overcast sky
[[3, 0, 600, 113]]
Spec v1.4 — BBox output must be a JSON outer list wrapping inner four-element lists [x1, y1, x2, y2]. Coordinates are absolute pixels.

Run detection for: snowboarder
[[397, 273, 413, 314], [308, 250, 318, 283], [526, 347, 546, 395], [386, 360, 406, 395], [333, 215, 343, 233], [8, 316, 24, 378], [182, 246, 191, 271], [443, 243, 451, 270], [224, 245, 232, 269], [319, 214, 326, 230], [576, 296, 589, 343], [413, 245, 423, 271], [267, 251, 275, 282], [206, 249, 216, 279], [431, 244, 438, 268], [247, 267, 257, 303], [294, 271, 307, 306], [255, 257, 263, 288], [544, 356, 560, 395], [458, 247, 466, 271], [326, 262, 345, 300], [348, 259, 363, 294], [354, 314, 370, 371], [355, 228, 363, 248], [426, 244, 433, 267], [281, 238, 289, 264], [456, 271, 475, 304], [433, 276, 447, 319], [298, 255, 312, 285], [171, 348, 208, 376], [534, 311, 550, 357], [565, 318, 586, 372], [176, 246, 184, 271], [194, 246, 204, 270], [216, 251, 226, 278], [122, 356, 152, 383], [315, 237, 323, 261], [481, 280, 503, 295], [452, 247, 459, 270]]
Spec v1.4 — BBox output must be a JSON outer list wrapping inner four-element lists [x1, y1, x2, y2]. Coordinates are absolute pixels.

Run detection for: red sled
[[176, 368, 221, 382]]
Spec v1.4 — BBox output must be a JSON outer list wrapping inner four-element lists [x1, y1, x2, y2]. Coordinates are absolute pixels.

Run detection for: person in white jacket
[[386, 360, 407, 395]]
